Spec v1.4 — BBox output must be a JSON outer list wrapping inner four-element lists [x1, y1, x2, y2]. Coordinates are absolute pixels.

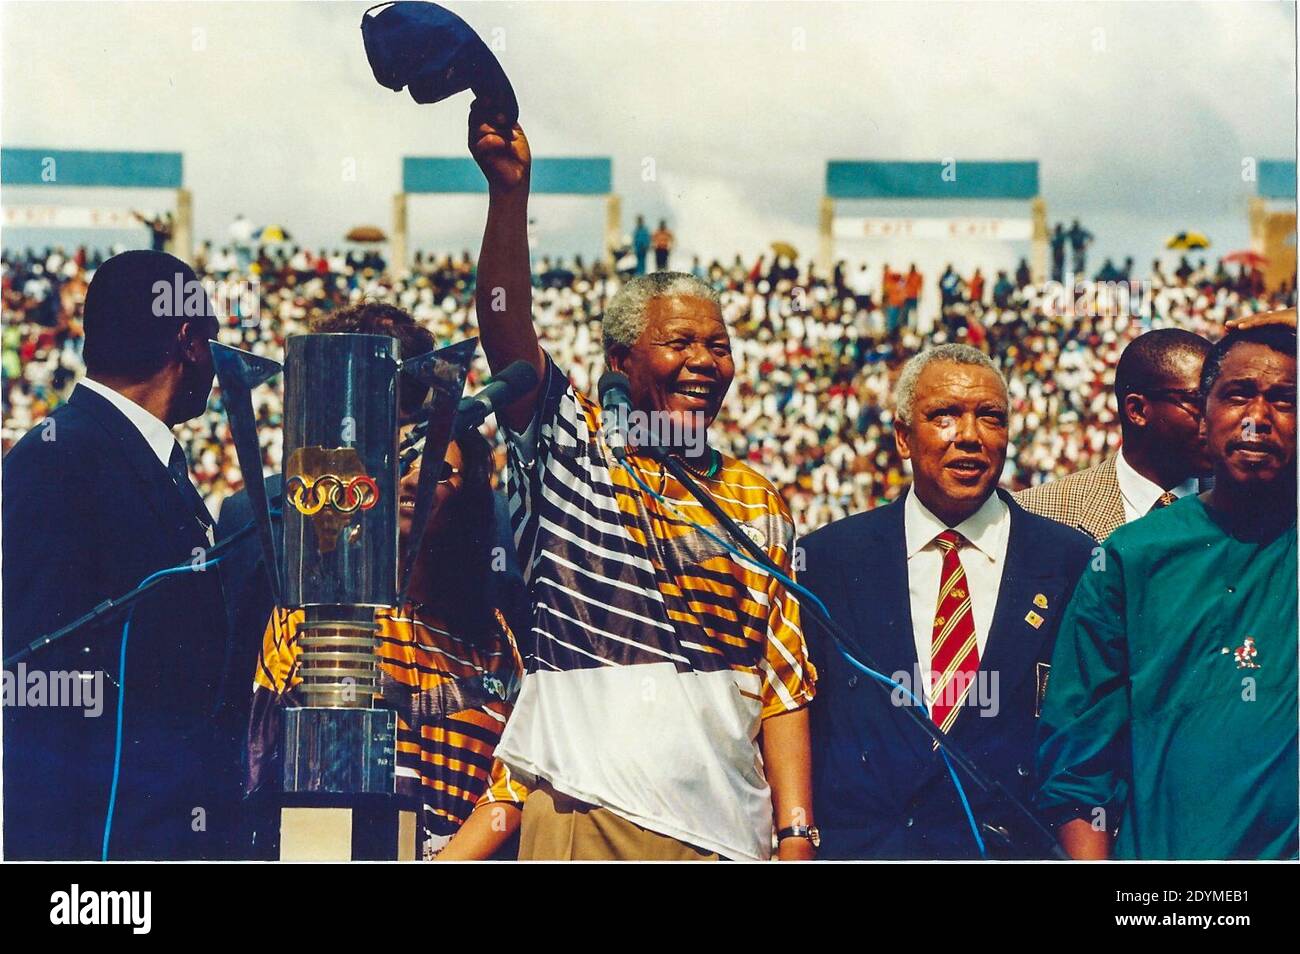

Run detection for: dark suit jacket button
[[905, 817, 915, 828], [860, 751, 869, 765], [1017, 764, 1029, 777], [848, 674, 859, 689]]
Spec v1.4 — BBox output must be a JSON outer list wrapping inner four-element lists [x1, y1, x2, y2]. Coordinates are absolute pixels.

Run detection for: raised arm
[[468, 98, 544, 432]]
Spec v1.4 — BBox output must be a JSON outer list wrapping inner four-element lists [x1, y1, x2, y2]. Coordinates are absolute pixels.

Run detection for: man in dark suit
[[800, 344, 1093, 859], [1015, 329, 1211, 541], [2, 250, 241, 860], [211, 472, 283, 859], [214, 472, 282, 708]]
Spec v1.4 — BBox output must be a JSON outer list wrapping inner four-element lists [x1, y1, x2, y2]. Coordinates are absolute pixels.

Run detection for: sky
[[1, 0, 1296, 277]]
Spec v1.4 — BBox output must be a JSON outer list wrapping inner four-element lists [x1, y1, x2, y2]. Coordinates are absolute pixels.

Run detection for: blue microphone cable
[[617, 455, 988, 859], [102, 553, 226, 862]]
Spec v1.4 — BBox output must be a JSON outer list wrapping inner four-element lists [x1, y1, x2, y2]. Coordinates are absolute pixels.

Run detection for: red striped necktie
[[930, 529, 980, 734]]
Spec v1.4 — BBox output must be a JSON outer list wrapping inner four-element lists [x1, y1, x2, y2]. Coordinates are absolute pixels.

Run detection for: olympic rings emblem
[[285, 474, 380, 516]]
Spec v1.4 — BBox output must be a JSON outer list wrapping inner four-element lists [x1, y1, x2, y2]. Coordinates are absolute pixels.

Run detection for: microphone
[[399, 360, 540, 473], [454, 359, 539, 434], [598, 370, 633, 460]]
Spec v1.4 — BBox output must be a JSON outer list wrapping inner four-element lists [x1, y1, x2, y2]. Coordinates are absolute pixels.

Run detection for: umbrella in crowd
[[346, 225, 387, 243], [771, 240, 799, 260], [255, 224, 292, 244], [1166, 231, 1210, 251], [1223, 249, 1268, 268]]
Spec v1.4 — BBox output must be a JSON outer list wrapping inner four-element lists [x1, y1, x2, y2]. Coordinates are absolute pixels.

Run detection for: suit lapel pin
[[1220, 636, 1260, 669], [1025, 610, 1044, 629], [1033, 593, 1047, 609]]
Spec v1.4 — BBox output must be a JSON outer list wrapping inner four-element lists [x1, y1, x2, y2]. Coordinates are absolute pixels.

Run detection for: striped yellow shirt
[[495, 354, 816, 860]]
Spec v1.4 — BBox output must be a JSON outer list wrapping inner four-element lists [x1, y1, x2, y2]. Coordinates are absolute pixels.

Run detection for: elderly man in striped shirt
[[465, 100, 817, 861]]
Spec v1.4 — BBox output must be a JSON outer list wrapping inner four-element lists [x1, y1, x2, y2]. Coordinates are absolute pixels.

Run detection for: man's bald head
[[1115, 329, 1212, 435], [1113, 328, 1213, 484]]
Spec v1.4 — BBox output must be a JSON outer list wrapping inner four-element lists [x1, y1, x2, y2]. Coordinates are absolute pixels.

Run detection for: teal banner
[[2, 148, 183, 188], [1257, 160, 1297, 200], [404, 156, 612, 195], [827, 160, 1038, 200]]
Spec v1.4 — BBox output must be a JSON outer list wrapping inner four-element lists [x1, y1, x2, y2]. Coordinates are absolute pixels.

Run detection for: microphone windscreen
[[598, 370, 631, 401], [495, 359, 540, 395]]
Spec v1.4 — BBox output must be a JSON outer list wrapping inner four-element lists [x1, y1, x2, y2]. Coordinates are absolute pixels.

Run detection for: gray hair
[[602, 272, 721, 354], [893, 344, 1007, 427]]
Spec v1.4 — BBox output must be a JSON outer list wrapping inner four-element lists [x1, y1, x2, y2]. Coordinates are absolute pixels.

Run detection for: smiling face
[[1203, 341, 1297, 492], [607, 294, 735, 437], [397, 432, 465, 543], [895, 360, 1009, 526]]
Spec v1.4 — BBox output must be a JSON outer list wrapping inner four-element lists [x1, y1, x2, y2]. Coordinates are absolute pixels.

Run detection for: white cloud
[[2, 0, 1294, 268]]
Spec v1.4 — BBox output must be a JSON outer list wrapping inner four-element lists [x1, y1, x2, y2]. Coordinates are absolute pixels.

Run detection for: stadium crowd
[[3, 240, 1293, 533]]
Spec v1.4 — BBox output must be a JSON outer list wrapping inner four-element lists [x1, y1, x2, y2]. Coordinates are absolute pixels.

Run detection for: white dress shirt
[[77, 378, 214, 537], [78, 377, 177, 467], [905, 489, 1011, 706], [1114, 447, 1198, 522]]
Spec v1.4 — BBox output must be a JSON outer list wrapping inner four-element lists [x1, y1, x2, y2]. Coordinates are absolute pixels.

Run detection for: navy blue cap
[[361, 1, 518, 123]]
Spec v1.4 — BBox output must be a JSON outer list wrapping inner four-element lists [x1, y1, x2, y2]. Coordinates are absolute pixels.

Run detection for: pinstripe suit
[[1013, 456, 1126, 542]]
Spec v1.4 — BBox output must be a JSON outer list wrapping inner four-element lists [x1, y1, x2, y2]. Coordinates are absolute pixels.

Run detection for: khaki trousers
[[518, 781, 719, 861]]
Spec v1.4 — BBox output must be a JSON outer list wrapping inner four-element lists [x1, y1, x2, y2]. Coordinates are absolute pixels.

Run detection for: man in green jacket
[[1037, 315, 1297, 860]]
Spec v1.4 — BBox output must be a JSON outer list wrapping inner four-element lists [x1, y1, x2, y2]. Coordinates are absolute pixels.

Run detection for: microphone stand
[[648, 448, 1068, 861], [3, 515, 269, 669]]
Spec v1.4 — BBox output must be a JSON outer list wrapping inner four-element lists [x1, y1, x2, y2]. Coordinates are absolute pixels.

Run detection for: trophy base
[[279, 801, 417, 861], [279, 708, 413, 860], [282, 706, 396, 795]]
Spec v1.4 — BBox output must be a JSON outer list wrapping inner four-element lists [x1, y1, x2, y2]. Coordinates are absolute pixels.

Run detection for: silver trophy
[[212, 332, 476, 858]]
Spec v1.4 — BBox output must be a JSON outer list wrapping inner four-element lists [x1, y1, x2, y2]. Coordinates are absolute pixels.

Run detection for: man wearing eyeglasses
[[1037, 315, 1297, 859], [1016, 328, 1212, 541]]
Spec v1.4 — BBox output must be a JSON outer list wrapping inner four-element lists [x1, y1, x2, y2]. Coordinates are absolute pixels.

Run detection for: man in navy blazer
[[2, 251, 241, 859], [800, 344, 1093, 859]]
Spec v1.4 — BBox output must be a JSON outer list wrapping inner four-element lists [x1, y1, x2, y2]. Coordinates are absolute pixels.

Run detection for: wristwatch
[[777, 824, 821, 848]]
